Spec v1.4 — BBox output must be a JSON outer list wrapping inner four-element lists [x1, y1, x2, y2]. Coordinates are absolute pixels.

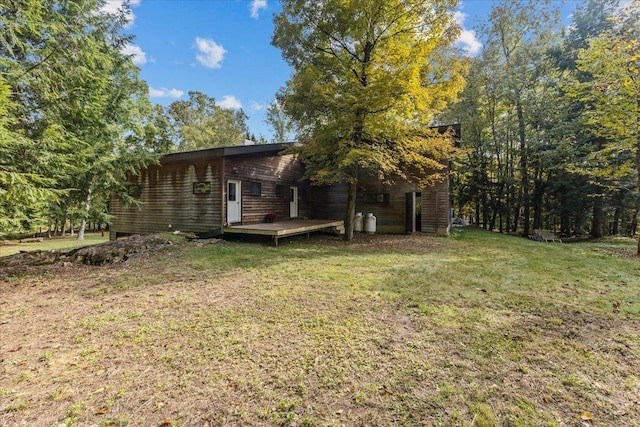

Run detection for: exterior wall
[[421, 177, 450, 236], [109, 145, 310, 239], [311, 171, 450, 235], [222, 152, 310, 224], [110, 157, 223, 239], [109, 140, 453, 238]]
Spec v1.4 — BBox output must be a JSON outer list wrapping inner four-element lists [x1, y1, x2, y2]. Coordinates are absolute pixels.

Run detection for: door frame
[[289, 186, 299, 219], [227, 179, 242, 223], [405, 191, 422, 233]]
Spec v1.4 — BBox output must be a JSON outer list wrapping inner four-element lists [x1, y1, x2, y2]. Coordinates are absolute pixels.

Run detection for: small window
[[193, 181, 211, 195], [250, 182, 262, 196], [228, 182, 236, 202], [363, 193, 390, 204], [275, 184, 285, 197], [127, 184, 142, 197]]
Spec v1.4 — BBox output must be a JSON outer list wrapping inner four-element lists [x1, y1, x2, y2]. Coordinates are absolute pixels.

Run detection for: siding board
[[223, 152, 310, 224], [109, 144, 310, 239], [110, 159, 223, 238], [311, 170, 450, 235], [110, 134, 456, 238]]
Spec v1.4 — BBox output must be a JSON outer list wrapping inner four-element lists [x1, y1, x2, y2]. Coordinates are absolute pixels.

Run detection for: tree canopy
[[447, 0, 640, 255], [0, 0, 155, 237], [566, 0, 640, 253], [166, 91, 249, 152]]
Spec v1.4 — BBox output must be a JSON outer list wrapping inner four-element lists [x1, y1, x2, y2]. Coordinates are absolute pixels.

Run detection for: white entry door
[[289, 186, 299, 219], [227, 179, 241, 223]]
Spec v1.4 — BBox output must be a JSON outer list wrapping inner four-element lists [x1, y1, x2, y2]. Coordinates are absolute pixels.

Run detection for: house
[[109, 143, 312, 240], [109, 124, 459, 240], [309, 124, 458, 236]]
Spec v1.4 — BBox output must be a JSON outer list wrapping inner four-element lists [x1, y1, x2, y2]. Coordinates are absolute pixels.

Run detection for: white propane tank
[[364, 212, 377, 234], [354, 212, 363, 232]]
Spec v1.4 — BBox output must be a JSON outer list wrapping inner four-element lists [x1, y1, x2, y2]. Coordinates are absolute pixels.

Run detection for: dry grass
[[1, 229, 639, 426]]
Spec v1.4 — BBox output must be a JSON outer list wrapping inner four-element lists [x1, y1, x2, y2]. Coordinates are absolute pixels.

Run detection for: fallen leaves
[[580, 411, 593, 426], [95, 406, 109, 415], [613, 301, 621, 313]]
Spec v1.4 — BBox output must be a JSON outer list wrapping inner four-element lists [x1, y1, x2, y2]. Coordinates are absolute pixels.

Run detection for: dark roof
[[432, 123, 461, 139], [160, 142, 293, 163], [160, 124, 460, 164]]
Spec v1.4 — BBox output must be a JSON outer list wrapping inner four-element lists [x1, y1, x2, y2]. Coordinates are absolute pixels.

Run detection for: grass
[[1, 228, 639, 426], [0, 232, 109, 257]]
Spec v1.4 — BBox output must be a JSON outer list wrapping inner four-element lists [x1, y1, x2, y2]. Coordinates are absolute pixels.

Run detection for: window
[[193, 181, 212, 195], [275, 184, 285, 198], [250, 181, 262, 196], [228, 182, 236, 202], [363, 193, 390, 204], [127, 184, 142, 197]]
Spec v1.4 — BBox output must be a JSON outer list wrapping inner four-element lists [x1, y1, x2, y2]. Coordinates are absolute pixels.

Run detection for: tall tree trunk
[[344, 177, 357, 241], [77, 188, 92, 240], [481, 183, 489, 230], [532, 178, 545, 231], [505, 185, 512, 232], [516, 98, 530, 237], [591, 194, 604, 238], [514, 185, 521, 233], [612, 206, 620, 235], [636, 98, 640, 255]]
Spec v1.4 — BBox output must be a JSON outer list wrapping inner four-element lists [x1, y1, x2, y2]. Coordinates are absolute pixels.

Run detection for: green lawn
[[0, 232, 109, 257], [1, 229, 639, 426]]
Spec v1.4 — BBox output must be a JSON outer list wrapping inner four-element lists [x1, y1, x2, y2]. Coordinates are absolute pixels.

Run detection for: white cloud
[[195, 37, 227, 69], [217, 95, 242, 110], [250, 100, 266, 111], [250, 0, 267, 19], [121, 44, 147, 65], [149, 87, 184, 98], [100, 0, 140, 27], [454, 11, 482, 56]]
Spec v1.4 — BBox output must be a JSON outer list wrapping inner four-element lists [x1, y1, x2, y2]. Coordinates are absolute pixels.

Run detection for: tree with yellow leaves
[[272, 0, 466, 239]]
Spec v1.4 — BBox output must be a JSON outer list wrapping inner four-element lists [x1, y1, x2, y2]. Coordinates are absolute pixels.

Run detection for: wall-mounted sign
[[193, 181, 212, 195]]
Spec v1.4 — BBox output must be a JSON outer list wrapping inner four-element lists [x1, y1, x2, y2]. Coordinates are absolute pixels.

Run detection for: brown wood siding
[[110, 158, 223, 238], [421, 177, 450, 236], [223, 152, 310, 224], [309, 183, 349, 222], [357, 174, 418, 233], [311, 170, 450, 235]]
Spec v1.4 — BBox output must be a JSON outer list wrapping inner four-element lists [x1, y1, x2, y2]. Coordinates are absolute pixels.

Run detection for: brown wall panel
[[222, 152, 309, 224], [110, 143, 452, 237], [110, 158, 223, 238], [311, 170, 450, 235]]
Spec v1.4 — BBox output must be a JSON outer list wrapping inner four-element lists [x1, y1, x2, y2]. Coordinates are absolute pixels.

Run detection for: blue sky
[[104, 0, 583, 141]]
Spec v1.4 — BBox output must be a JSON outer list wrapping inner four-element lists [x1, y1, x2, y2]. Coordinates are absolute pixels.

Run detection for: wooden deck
[[223, 219, 345, 246]]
